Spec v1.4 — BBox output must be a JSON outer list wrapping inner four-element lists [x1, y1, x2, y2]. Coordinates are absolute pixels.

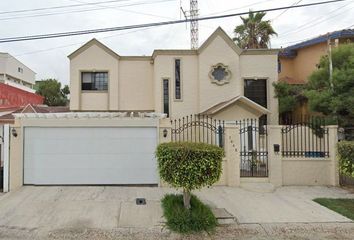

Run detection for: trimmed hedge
[[156, 142, 224, 191], [161, 194, 217, 234], [337, 141, 354, 177]]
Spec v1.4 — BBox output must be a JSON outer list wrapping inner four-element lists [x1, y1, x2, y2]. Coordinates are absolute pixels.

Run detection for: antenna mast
[[190, 0, 199, 49], [181, 0, 199, 49]]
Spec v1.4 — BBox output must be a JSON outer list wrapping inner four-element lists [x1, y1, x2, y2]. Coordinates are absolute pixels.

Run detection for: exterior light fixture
[[163, 129, 168, 138], [11, 128, 18, 137]]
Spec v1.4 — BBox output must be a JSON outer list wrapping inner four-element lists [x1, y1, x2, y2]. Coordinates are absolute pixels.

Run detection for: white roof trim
[[13, 112, 167, 119]]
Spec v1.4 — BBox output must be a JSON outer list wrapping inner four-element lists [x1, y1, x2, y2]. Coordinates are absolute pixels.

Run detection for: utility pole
[[327, 34, 334, 89], [181, 0, 199, 49]]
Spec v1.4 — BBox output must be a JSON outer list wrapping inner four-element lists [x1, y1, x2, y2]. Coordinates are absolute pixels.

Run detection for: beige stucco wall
[[69, 44, 119, 111], [282, 159, 334, 185], [153, 54, 199, 118], [199, 35, 242, 113], [240, 54, 279, 125], [213, 102, 262, 121], [80, 92, 108, 110], [119, 59, 154, 111]]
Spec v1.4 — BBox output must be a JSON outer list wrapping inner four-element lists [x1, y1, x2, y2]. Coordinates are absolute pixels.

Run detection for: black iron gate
[[238, 119, 268, 177], [171, 114, 225, 147]]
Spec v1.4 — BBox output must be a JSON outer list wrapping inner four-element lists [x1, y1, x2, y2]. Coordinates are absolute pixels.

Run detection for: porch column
[[224, 124, 240, 187], [268, 125, 283, 187]]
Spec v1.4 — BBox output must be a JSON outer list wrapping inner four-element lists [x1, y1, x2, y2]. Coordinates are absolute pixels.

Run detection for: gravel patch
[[0, 223, 354, 240]]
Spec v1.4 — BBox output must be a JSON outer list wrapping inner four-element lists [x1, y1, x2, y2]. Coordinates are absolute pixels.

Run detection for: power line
[[202, 0, 278, 17], [0, 0, 346, 43], [276, 26, 354, 46], [13, 27, 156, 57], [0, 0, 132, 15], [277, 1, 354, 38], [272, 0, 303, 21], [0, 0, 175, 21]]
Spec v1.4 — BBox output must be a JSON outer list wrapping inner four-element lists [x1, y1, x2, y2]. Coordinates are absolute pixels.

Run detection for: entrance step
[[240, 182, 275, 193], [211, 208, 236, 225]]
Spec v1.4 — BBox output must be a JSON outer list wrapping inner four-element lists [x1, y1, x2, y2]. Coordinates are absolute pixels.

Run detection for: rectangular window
[[244, 79, 268, 125], [163, 79, 169, 117], [174, 59, 181, 100], [244, 79, 267, 108], [81, 72, 108, 91]]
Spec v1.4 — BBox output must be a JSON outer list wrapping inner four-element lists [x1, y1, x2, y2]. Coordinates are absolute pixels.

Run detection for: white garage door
[[24, 127, 158, 185]]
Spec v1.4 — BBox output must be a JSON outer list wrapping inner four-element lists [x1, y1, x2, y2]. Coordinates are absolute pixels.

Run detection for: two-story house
[[69, 27, 279, 124]]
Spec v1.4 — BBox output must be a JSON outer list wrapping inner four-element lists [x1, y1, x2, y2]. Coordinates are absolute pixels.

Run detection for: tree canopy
[[274, 43, 354, 126], [36, 79, 70, 106], [306, 43, 354, 126], [233, 11, 277, 49]]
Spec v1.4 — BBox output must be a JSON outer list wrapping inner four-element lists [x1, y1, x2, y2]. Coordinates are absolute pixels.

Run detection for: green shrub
[[337, 141, 354, 177], [156, 142, 224, 208], [161, 194, 217, 234]]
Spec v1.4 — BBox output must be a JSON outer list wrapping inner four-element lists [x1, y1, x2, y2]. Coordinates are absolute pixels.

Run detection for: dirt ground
[[1, 222, 354, 240]]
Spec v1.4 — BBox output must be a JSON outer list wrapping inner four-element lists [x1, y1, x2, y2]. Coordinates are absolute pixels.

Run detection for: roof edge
[[68, 38, 120, 60]]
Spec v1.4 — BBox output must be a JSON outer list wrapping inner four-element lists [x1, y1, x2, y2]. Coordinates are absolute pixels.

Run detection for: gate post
[[159, 118, 172, 144], [224, 124, 240, 187], [268, 125, 283, 187], [327, 125, 339, 186]]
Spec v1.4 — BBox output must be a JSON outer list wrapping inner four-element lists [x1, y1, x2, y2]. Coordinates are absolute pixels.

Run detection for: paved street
[[0, 186, 353, 239]]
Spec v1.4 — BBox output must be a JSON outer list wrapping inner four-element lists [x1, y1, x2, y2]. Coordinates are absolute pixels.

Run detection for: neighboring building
[[0, 104, 69, 124], [0, 83, 43, 108], [279, 28, 354, 85], [0, 53, 36, 93], [68, 27, 279, 124], [278, 28, 354, 118]]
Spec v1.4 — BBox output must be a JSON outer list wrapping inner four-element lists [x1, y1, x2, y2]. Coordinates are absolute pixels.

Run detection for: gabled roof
[[200, 96, 270, 115], [70, 27, 278, 60], [198, 27, 243, 55], [68, 38, 120, 60], [280, 28, 354, 58]]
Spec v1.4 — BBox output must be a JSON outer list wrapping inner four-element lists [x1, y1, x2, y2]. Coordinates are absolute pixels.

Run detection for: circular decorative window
[[209, 63, 231, 85]]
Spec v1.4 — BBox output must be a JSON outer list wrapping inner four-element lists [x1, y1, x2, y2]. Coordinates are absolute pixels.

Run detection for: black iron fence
[[281, 116, 329, 158], [237, 119, 268, 177], [171, 115, 225, 147]]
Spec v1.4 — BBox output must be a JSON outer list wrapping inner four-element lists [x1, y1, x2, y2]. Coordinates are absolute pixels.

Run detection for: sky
[[0, 0, 353, 85]]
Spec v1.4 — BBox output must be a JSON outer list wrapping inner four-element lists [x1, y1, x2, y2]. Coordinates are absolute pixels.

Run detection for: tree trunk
[[183, 189, 191, 209]]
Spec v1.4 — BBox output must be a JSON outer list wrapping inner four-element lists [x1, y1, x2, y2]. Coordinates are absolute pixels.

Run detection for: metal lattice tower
[[190, 0, 199, 49]]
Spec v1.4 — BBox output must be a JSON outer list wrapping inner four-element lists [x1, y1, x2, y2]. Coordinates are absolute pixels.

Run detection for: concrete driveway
[[0, 186, 352, 238]]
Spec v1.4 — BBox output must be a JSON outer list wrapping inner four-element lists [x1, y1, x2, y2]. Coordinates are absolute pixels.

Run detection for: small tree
[[36, 79, 70, 106], [156, 142, 224, 209]]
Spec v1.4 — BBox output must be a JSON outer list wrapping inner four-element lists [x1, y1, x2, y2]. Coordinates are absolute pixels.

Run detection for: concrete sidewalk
[[196, 186, 354, 223], [0, 186, 352, 239]]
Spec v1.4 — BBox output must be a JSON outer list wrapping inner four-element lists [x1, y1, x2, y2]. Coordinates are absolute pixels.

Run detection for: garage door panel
[[25, 167, 157, 185], [25, 153, 156, 169], [24, 127, 158, 185], [29, 127, 154, 139], [26, 139, 157, 155]]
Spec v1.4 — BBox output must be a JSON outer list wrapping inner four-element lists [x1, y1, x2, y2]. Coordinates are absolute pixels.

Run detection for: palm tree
[[233, 11, 277, 49]]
